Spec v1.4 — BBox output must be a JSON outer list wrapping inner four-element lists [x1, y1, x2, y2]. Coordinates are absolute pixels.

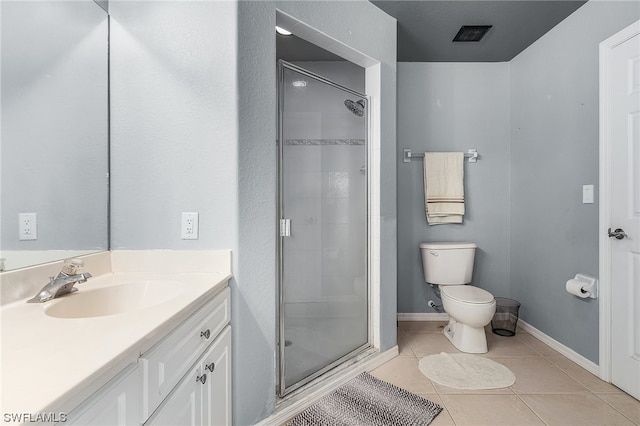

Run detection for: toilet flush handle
[[429, 251, 439, 257]]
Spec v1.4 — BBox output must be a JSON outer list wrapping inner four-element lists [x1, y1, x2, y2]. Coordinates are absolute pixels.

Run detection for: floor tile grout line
[[513, 334, 556, 358], [535, 354, 592, 392], [419, 352, 459, 425], [412, 350, 460, 426], [541, 353, 628, 395], [514, 391, 640, 426], [589, 390, 640, 425], [512, 391, 550, 426]]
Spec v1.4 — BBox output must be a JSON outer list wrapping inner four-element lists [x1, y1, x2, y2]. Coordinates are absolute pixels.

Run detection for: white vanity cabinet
[[54, 284, 231, 426]]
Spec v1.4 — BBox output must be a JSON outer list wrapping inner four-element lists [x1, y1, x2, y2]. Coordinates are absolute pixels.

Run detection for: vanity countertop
[[0, 271, 231, 419]]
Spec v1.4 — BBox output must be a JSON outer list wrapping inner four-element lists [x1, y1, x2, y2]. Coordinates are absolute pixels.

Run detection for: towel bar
[[403, 148, 479, 163]]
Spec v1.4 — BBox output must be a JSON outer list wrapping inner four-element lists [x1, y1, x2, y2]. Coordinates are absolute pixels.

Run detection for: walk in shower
[[277, 61, 370, 396]]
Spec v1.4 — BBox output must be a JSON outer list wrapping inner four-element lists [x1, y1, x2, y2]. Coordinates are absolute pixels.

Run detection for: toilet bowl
[[441, 285, 496, 353], [420, 242, 496, 354]]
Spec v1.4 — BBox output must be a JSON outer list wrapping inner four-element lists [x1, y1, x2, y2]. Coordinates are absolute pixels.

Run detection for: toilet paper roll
[[566, 279, 590, 298]]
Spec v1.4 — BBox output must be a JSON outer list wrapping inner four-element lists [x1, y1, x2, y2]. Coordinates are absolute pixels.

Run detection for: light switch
[[582, 185, 594, 204]]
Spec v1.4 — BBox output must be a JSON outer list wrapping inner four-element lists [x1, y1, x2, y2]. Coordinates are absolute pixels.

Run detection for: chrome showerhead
[[344, 99, 365, 117]]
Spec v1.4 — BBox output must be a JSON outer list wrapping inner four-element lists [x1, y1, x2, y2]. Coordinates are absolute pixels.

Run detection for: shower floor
[[283, 308, 368, 389]]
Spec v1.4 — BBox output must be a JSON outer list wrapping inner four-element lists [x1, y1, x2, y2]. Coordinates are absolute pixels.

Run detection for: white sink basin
[[44, 281, 183, 319]]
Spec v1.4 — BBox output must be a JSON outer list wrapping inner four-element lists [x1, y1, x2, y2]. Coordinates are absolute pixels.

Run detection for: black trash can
[[491, 297, 521, 336]]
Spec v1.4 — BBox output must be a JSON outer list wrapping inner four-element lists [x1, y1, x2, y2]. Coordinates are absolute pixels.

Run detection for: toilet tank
[[420, 242, 477, 285]]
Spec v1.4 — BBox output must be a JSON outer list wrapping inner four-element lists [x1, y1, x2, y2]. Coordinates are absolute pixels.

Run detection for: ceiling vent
[[453, 25, 492, 42]]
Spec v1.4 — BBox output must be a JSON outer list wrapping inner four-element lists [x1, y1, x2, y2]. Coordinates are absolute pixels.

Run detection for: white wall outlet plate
[[582, 184, 594, 204], [19, 213, 37, 240], [181, 212, 199, 240]]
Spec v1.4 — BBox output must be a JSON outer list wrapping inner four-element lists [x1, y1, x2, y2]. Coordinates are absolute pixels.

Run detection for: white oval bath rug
[[419, 352, 516, 390]]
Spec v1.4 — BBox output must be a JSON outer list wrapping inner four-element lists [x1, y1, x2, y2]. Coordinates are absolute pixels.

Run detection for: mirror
[[0, 0, 109, 271]]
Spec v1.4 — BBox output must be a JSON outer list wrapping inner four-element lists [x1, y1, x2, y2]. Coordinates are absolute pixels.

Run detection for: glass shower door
[[278, 61, 369, 396]]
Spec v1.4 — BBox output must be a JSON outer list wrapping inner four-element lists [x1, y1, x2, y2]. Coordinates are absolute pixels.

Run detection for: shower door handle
[[280, 219, 291, 237]]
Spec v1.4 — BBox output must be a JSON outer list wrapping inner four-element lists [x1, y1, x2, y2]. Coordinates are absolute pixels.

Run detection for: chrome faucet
[[27, 258, 92, 303]]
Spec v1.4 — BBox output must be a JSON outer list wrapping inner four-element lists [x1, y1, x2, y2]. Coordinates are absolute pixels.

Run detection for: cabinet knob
[[196, 374, 207, 384], [205, 362, 215, 372], [200, 329, 211, 339]]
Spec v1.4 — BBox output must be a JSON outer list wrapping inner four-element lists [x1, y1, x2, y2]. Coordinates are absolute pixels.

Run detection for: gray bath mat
[[286, 372, 442, 425]]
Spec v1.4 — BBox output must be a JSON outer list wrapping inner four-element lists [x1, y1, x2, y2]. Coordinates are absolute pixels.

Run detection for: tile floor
[[369, 321, 640, 425]]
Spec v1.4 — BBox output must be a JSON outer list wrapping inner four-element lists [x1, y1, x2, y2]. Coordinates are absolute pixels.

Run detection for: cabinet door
[[145, 363, 202, 426], [202, 326, 231, 426], [63, 364, 141, 426]]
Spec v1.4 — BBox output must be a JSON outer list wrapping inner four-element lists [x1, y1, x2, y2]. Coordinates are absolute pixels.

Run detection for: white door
[[601, 20, 640, 400]]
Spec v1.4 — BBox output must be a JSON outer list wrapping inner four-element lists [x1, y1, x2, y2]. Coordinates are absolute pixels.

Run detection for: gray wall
[[110, 1, 396, 425], [397, 63, 511, 312], [510, 0, 640, 363], [109, 1, 238, 251]]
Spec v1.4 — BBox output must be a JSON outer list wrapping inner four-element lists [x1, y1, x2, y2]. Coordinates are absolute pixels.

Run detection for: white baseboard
[[397, 312, 449, 321], [397, 314, 600, 377], [257, 346, 399, 426], [517, 320, 600, 377]]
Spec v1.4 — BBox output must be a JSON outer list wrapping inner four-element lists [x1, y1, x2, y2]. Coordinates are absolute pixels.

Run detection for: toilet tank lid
[[419, 242, 477, 250]]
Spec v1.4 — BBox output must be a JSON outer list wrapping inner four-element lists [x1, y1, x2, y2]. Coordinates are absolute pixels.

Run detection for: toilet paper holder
[[571, 273, 598, 299]]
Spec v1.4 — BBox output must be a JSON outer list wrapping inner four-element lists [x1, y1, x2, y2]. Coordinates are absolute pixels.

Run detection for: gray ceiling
[[277, 0, 587, 63]]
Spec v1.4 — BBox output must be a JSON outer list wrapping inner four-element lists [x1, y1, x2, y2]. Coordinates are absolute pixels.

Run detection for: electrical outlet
[[181, 212, 199, 240], [19, 213, 37, 240]]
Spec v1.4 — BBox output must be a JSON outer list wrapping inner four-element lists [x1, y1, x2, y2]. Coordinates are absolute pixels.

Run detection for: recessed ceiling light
[[453, 25, 492, 42], [292, 80, 307, 88], [276, 26, 292, 36]]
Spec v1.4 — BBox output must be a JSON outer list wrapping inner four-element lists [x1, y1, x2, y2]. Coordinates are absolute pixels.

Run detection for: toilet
[[420, 242, 496, 353]]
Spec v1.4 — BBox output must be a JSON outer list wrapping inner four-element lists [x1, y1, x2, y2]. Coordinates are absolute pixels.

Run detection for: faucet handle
[[61, 258, 84, 275]]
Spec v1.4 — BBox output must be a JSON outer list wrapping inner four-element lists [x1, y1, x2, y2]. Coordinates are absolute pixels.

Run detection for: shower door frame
[[276, 60, 372, 397]]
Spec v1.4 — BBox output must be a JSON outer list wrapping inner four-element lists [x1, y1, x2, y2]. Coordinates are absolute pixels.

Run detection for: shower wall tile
[[321, 274, 358, 299], [320, 145, 363, 172], [286, 196, 321, 225], [322, 198, 350, 224], [324, 172, 350, 198], [321, 223, 350, 249], [283, 113, 322, 140], [284, 145, 322, 172], [283, 248, 321, 302], [285, 223, 321, 252], [284, 171, 322, 198]]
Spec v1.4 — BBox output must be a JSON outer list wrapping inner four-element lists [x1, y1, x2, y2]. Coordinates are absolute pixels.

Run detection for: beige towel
[[424, 152, 465, 224]]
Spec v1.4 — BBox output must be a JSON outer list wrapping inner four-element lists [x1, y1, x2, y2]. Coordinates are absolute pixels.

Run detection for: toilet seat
[[441, 285, 494, 304]]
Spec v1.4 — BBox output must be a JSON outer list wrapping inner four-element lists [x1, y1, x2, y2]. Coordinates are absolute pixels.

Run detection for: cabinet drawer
[[141, 287, 230, 419]]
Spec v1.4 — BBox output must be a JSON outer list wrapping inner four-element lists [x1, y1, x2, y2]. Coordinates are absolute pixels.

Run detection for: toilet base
[[443, 318, 489, 354]]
